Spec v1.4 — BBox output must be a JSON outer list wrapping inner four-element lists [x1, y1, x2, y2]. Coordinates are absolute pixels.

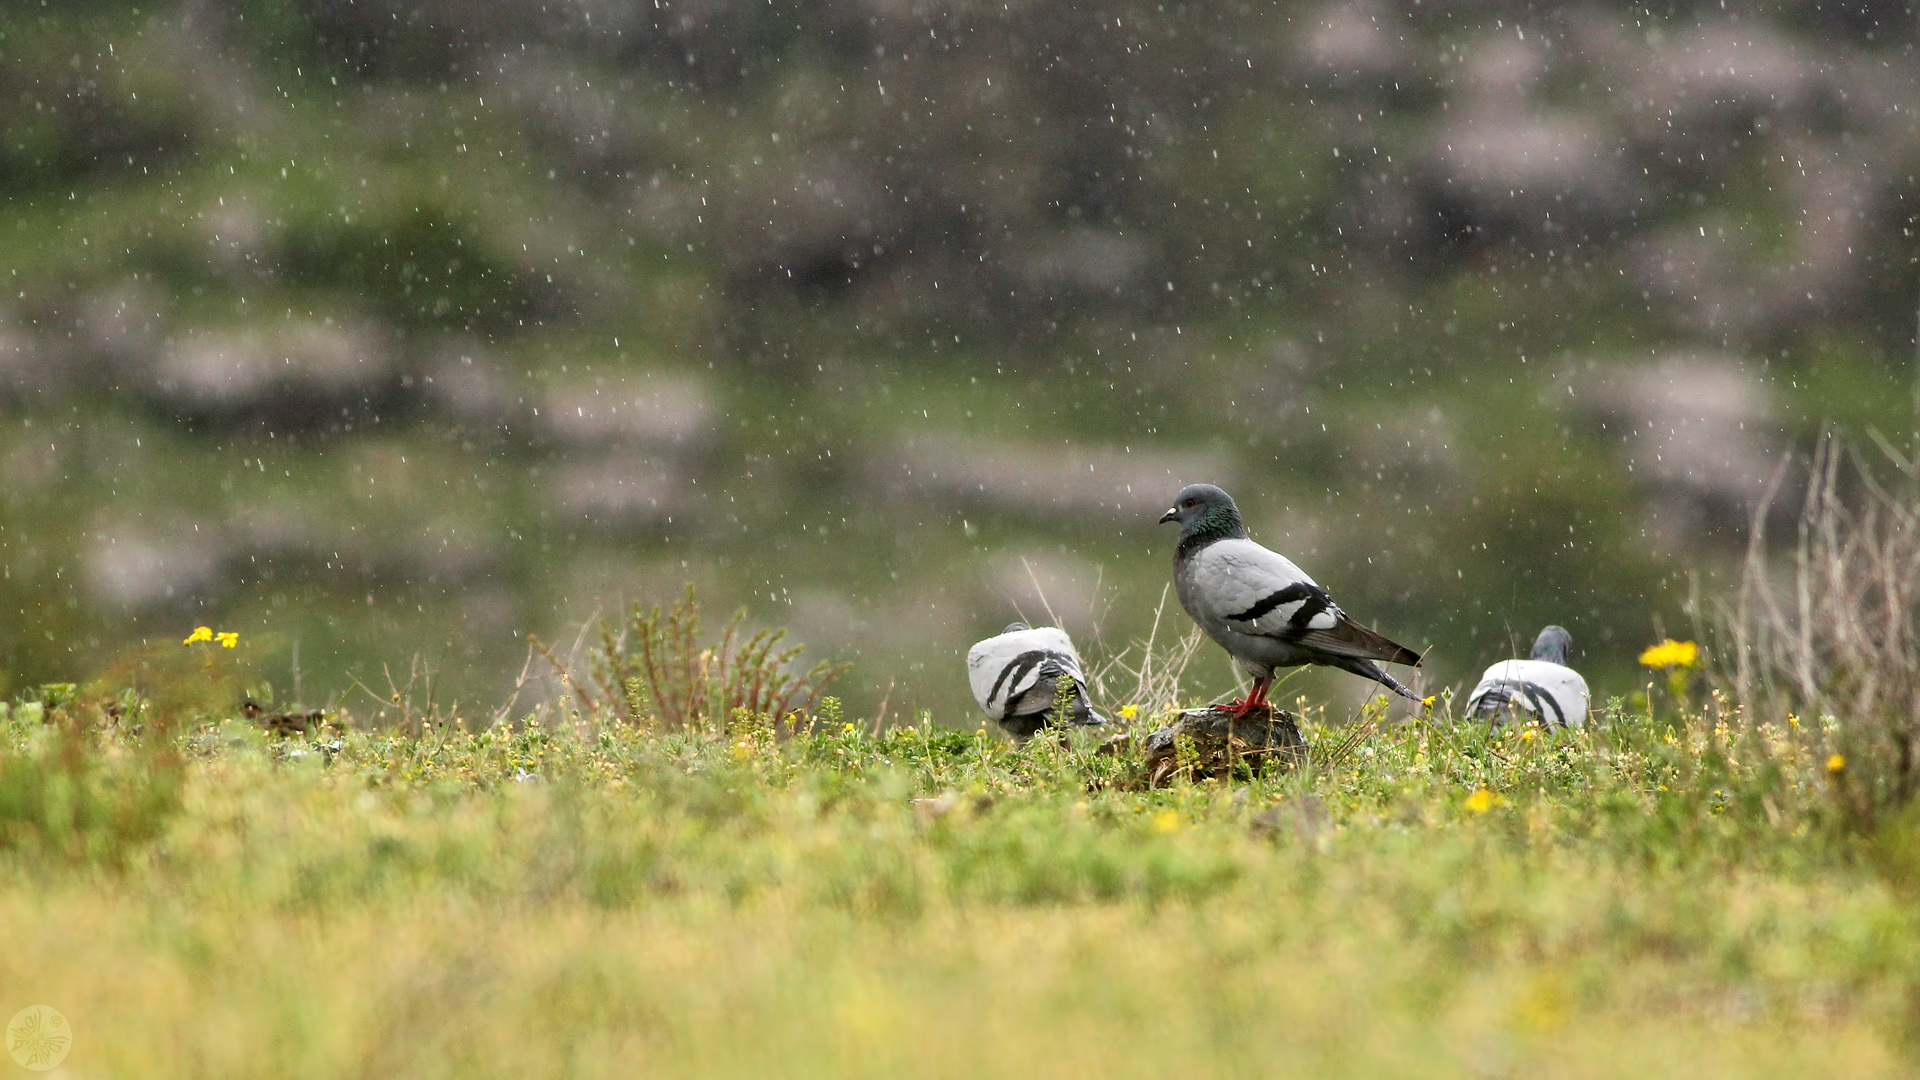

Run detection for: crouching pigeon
[[966, 622, 1108, 739], [1160, 483, 1422, 714], [1465, 625, 1590, 728]]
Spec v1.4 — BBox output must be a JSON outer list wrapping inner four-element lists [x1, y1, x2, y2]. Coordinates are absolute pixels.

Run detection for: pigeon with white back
[[1160, 484, 1422, 713], [966, 622, 1108, 740], [1464, 625, 1589, 728]]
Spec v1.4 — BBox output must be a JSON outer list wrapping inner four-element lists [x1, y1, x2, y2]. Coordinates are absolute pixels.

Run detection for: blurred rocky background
[[3, 0, 1917, 717]]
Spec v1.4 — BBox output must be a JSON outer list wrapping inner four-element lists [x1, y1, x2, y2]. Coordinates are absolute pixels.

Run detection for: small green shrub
[[579, 585, 849, 730], [0, 706, 183, 865]]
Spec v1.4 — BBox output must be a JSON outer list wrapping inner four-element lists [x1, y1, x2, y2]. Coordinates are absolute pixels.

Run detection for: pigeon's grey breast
[[966, 625, 1088, 722], [1465, 659, 1590, 728]]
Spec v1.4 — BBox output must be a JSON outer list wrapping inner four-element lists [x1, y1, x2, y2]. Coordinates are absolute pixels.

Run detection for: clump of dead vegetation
[[1728, 436, 1920, 825]]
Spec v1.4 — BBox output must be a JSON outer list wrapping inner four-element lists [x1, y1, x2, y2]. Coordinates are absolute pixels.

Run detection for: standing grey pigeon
[[1465, 625, 1590, 728], [1160, 484, 1422, 713], [966, 623, 1108, 740]]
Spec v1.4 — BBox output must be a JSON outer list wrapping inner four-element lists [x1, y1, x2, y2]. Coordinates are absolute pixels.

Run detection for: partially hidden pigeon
[[1464, 625, 1590, 728], [1160, 483, 1422, 713], [966, 622, 1108, 740]]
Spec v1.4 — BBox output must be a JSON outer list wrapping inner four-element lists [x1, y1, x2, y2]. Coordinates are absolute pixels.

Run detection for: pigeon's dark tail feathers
[[1469, 687, 1519, 720], [1302, 618, 1422, 667], [1001, 680, 1107, 741], [1332, 656, 1423, 702], [1380, 640, 1423, 667]]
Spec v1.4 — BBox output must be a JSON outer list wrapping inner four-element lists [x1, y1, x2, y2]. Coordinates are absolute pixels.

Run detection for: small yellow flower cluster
[[1638, 639, 1698, 670], [1151, 809, 1181, 833], [1464, 788, 1507, 814], [1827, 753, 1847, 776], [1420, 696, 1437, 711], [183, 627, 240, 648], [1118, 704, 1139, 721]]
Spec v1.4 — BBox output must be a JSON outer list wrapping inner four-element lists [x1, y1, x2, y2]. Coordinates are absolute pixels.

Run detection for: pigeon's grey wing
[[967, 626, 1087, 722], [1466, 663, 1538, 718], [1518, 661, 1589, 727], [1189, 540, 1323, 625], [1197, 540, 1421, 666], [1466, 660, 1588, 727], [1289, 620, 1423, 667]]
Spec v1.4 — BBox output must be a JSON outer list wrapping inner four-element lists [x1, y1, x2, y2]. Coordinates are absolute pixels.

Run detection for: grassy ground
[[1, 681, 1915, 1078]]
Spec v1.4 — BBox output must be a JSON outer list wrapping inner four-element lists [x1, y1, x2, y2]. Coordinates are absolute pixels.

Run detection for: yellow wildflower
[[1118, 704, 1139, 721], [732, 739, 755, 761], [1420, 695, 1436, 710], [1464, 788, 1504, 814], [1827, 754, 1846, 776], [216, 631, 239, 649], [1638, 639, 1699, 670], [1151, 809, 1181, 833], [842, 722, 857, 734], [182, 626, 213, 645]]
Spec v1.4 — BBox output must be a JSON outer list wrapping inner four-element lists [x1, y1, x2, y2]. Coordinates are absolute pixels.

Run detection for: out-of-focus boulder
[[1295, 0, 1412, 88], [720, 152, 899, 285], [545, 453, 680, 525], [1345, 408, 1466, 493], [1631, 146, 1878, 342], [86, 527, 225, 610], [422, 351, 525, 431], [0, 309, 57, 399], [485, 54, 647, 170], [876, 430, 1233, 520], [1628, 221, 1772, 340], [146, 321, 395, 422], [1425, 107, 1634, 239], [1016, 230, 1151, 299], [201, 195, 277, 278], [79, 285, 166, 373], [1638, 24, 1823, 140], [1450, 35, 1548, 101], [538, 373, 713, 450], [1577, 355, 1783, 544]]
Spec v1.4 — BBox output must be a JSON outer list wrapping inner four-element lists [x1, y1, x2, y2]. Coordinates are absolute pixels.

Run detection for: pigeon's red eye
[[1183, 500, 1195, 508]]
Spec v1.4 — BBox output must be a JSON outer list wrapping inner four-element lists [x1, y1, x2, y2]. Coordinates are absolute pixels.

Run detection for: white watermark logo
[[6, 1007, 71, 1072]]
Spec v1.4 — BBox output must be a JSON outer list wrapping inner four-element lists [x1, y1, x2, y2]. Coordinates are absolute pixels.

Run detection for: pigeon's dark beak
[[1158, 507, 1179, 524]]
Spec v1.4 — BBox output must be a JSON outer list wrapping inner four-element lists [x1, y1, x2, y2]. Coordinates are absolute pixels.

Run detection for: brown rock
[[1138, 704, 1308, 786]]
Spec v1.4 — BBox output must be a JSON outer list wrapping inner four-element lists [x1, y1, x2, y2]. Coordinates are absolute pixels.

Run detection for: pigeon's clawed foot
[[1223, 677, 1273, 718]]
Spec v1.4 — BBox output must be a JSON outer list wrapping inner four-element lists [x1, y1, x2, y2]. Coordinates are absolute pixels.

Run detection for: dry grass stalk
[[1728, 436, 1920, 819], [1086, 585, 1204, 724]]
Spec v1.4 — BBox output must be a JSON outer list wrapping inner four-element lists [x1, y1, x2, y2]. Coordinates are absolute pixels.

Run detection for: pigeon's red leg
[[1226, 677, 1273, 718]]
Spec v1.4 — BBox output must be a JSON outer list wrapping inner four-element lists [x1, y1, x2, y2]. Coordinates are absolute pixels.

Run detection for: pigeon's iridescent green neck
[[1178, 501, 1247, 555]]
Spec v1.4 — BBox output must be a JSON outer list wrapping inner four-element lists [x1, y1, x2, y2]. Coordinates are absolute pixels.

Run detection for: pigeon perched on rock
[[1465, 625, 1590, 728], [966, 622, 1108, 740], [1160, 483, 1422, 713]]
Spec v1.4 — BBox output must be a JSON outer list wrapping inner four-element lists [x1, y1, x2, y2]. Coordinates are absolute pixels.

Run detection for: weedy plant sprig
[[557, 585, 849, 733]]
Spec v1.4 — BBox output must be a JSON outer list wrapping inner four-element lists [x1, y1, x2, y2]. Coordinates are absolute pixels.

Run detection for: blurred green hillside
[[3, 0, 1919, 718]]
